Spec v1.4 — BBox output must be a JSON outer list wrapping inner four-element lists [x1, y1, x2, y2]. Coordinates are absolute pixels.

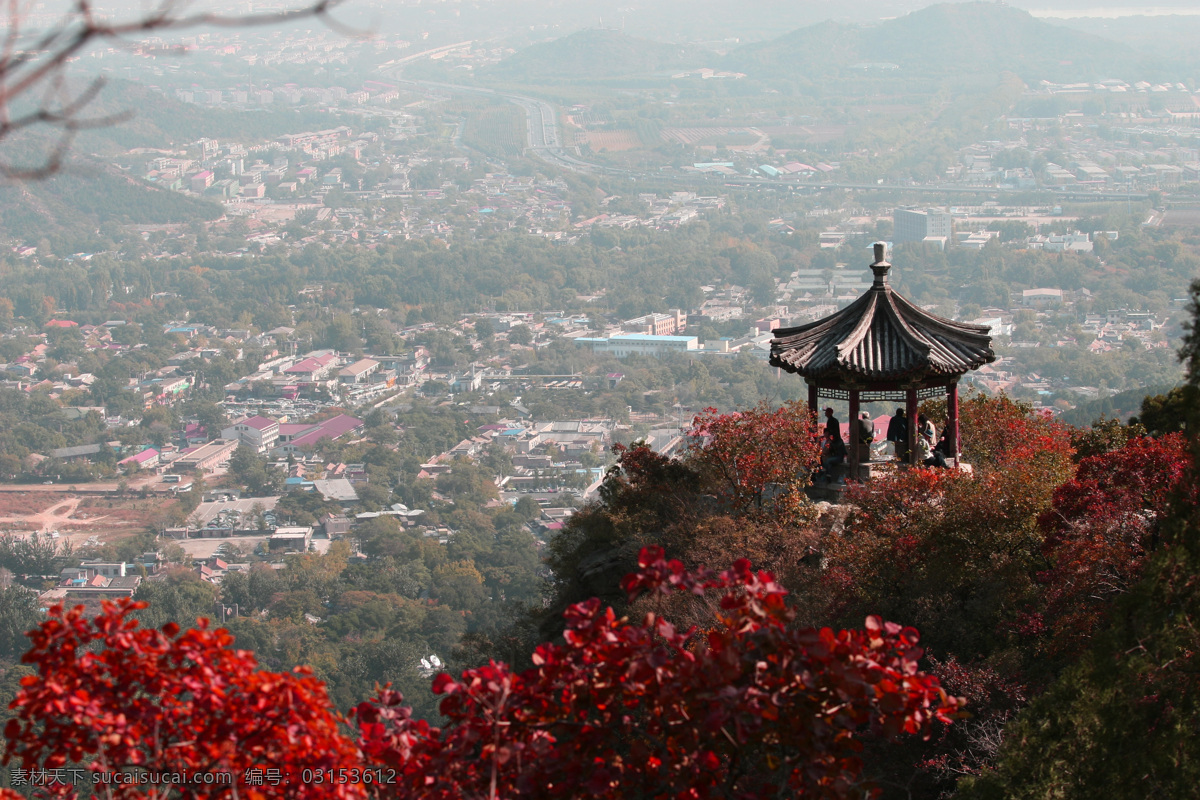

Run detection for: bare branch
[[0, 0, 359, 178]]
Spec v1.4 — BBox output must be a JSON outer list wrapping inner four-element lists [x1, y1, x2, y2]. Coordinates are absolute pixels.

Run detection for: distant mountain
[[725, 2, 1150, 83], [488, 29, 715, 82], [1055, 14, 1200, 71]]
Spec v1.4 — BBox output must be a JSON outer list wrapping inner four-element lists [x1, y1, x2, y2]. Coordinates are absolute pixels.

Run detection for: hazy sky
[[15, 0, 1200, 49]]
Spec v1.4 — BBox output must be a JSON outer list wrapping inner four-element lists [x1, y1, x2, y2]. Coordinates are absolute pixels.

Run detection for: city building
[[283, 352, 340, 384], [1022, 288, 1065, 307], [313, 478, 359, 503], [189, 171, 215, 192], [272, 414, 364, 456], [59, 563, 141, 598], [574, 334, 700, 357], [269, 526, 313, 552], [622, 310, 686, 336], [338, 358, 380, 384], [221, 415, 280, 453], [176, 439, 239, 472], [119, 448, 160, 471], [893, 208, 954, 244]]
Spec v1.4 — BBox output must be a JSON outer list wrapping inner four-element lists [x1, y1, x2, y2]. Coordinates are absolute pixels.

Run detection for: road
[[379, 41, 475, 71], [0, 496, 87, 533], [380, 74, 591, 171]]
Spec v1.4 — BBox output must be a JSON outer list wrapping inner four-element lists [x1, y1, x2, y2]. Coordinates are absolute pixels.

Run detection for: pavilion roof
[[770, 245, 995, 384]]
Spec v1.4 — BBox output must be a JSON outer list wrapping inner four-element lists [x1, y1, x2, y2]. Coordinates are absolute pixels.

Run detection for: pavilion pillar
[[848, 390, 860, 478], [947, 381, 960, 463], [906, 386, 919, 466], [807, 381, 819, 426]]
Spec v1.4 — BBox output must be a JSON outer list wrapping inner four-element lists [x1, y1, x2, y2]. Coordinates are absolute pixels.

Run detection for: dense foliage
[[2, 552, 958, 799], [0, 381, 1196, 797], [356, 546, 959, 799], [952, 278, 1200, 799], [3, 598, 362, 800], [528, 389, 1199, 797], [688, 400, 822, 516]]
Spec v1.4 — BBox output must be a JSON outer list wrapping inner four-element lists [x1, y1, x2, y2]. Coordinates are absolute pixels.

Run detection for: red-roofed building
[[119, 448, 160, 471], [273, 413, 363, 455], [183, 423, 208, 445], [284, 353, 339, 384], [190, 171, 214, 192]]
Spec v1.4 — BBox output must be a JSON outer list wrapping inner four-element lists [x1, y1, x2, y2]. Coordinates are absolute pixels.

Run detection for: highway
[[379, 41, 476, 71], [376, 68, 596, 172]]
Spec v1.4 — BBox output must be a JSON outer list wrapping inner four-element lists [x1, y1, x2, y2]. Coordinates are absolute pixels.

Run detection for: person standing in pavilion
[[824, 407, 841, 442], [857, 411, 875, 463], [886, 408, 908, 462]]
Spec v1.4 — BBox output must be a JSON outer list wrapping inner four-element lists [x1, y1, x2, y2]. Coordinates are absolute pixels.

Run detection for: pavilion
[[770, 242, 996, 477]]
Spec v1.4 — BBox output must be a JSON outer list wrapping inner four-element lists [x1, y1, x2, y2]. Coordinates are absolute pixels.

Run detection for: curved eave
[[770, 285, 996, 382]]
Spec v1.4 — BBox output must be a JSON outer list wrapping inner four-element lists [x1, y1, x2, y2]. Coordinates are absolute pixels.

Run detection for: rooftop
[[238, 415, 278, 431], [771, 244, 995, 383], [609, 334, 698, 342]]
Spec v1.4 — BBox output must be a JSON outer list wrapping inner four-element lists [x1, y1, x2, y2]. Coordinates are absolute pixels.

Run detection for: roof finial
[[870, 241, 890, 286]]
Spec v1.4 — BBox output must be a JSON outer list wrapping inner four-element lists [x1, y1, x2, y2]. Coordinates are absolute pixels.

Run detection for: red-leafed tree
[[921, 392, 1075, 487], [354, 546, 961, 800], [1, 555, 960, 800], [825, 395, 1076, 648], [2, 598, 364, 800], [545, 402, 821, 634], [806, 396, 1076, 790], [688, 400, 822, 517], [1024, 432, 1195, 661]]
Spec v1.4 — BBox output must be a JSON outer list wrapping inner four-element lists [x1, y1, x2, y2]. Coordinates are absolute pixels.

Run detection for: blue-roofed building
[[575, 334, 699, 357]]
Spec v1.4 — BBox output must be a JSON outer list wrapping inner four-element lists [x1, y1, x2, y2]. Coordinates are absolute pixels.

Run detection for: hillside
[[0, 79, 323, 245], [65, 80, 345, 156], [487, 29, 715, 82], [0, 163, 221, 245], [726, 2, 1151, 83]]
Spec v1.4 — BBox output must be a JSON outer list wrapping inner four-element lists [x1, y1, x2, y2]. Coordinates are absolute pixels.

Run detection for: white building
[[1026, 232, 1093, 253], [1022, 288, 1064, 307], [221, 415, 280, 453], [893, 208, 953, 244], [338, 358, 380, 384]]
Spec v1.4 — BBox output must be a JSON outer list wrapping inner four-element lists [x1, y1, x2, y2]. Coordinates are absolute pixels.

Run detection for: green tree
[[473, 318, 494, 342], [514, 495, 541, 521], [228, 446, 283, 496], [0, 582, 40, 659], [430, 560, 486, 609], [507, 325, 533, 346], [132, 569, 217, 630], [1129, 385, 1195, 436]]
